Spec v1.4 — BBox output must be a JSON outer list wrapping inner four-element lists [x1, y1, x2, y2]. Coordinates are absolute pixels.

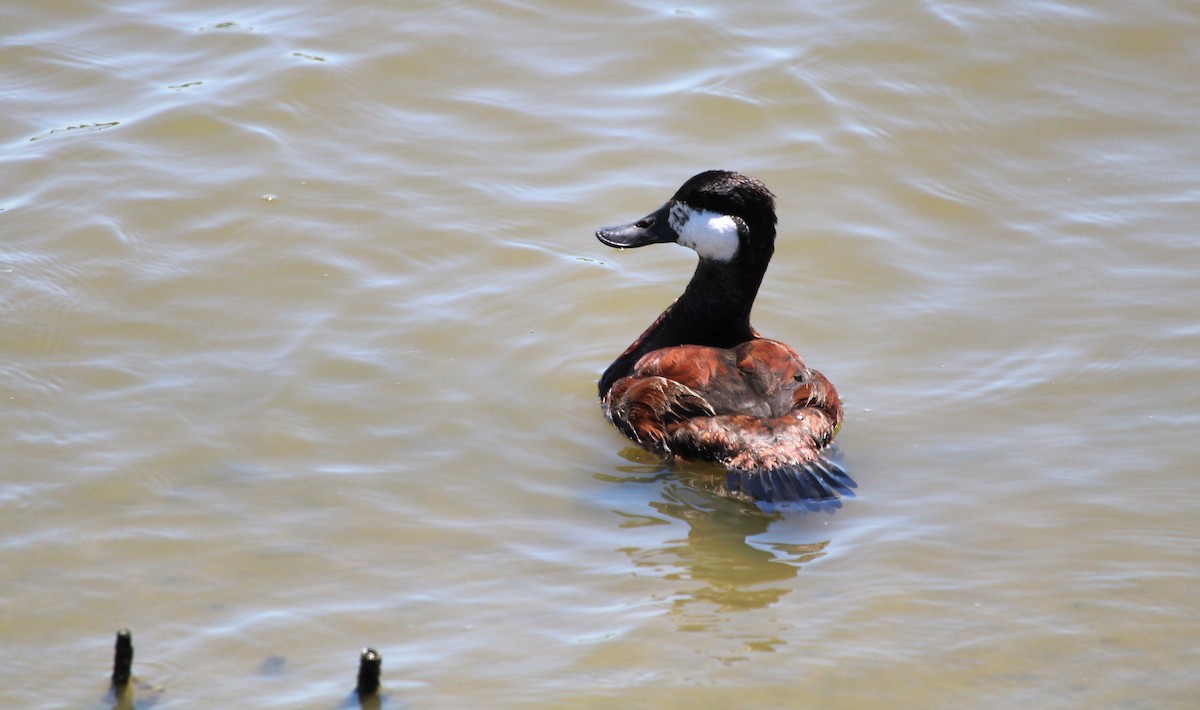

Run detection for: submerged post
[[111, 629, 133, 688], [355, 648, 382, 697]]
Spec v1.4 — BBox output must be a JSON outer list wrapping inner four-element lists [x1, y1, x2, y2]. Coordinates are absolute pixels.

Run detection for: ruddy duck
[[596, 170, 854, 507]]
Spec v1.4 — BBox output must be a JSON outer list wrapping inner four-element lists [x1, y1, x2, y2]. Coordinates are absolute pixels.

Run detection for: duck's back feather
[[602, 339, 852, 505]]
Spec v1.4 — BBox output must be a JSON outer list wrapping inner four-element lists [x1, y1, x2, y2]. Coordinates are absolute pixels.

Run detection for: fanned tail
[[724, 454, 857, 510]]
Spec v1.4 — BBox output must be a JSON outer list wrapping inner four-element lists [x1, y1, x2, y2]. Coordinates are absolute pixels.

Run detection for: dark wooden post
[[111, 629, 133, 688], [355, 647, 382, 697]]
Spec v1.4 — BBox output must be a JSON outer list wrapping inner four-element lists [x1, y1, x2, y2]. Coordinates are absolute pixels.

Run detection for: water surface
[[2, 0, 1198, 707]]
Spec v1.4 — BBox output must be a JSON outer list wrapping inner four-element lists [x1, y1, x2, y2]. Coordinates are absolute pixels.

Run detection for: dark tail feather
[[809, 456, 857, 497], [725, 455, 857, 508]]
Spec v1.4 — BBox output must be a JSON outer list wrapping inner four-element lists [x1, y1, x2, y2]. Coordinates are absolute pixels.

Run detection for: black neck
[[599, 255, 769, 396], [666, 259, 763, 346]]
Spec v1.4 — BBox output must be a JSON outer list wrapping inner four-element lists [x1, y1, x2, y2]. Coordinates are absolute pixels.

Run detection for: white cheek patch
[[671, 205, 740, 262]]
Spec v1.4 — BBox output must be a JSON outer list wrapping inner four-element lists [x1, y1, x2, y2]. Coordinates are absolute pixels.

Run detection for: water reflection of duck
[[596, 171, 855, 507], [610, 468, 831, 612]]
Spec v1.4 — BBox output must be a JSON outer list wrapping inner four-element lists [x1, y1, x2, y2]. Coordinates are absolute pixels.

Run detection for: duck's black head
[[596, 170, 777, 266]]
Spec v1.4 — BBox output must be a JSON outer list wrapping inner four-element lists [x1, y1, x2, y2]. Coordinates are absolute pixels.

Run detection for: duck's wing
[[602, 375, 716, 454]]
